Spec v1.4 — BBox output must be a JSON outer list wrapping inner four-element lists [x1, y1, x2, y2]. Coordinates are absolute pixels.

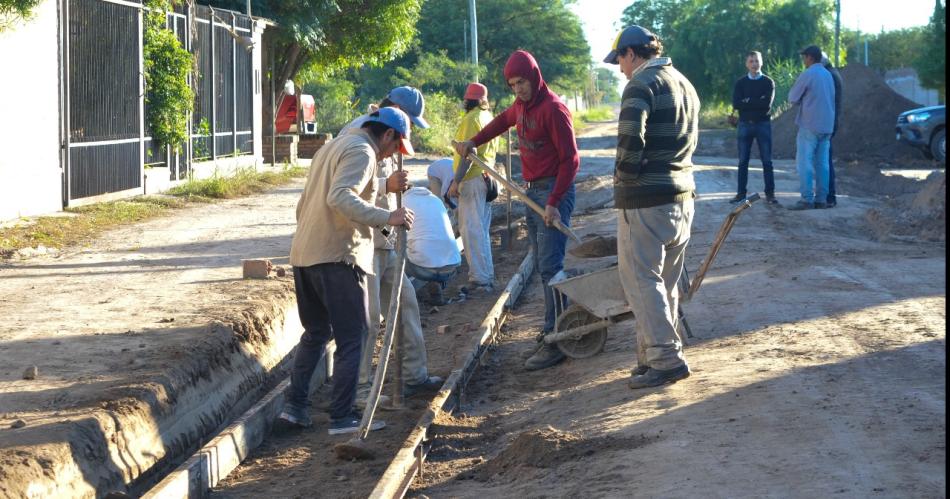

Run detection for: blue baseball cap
[[603, 25, 657, 64], [386, 86, 430, 129], [366, 107, 414, 156]]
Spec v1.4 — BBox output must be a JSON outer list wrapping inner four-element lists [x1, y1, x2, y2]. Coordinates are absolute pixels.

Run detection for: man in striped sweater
[[604, 25, 700, 389]]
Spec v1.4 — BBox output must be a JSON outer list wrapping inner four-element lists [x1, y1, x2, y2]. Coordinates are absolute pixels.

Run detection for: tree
[[621, 0, 836, 103], [412, 0, 591, 104], [594, 67, 621, 104], [208, 0, 422, 85], [0, 0, 42, 31], [914, 0, 945, 98]]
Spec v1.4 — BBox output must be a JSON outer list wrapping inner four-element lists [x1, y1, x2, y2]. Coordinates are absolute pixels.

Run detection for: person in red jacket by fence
[[454, 50, 580, 372]]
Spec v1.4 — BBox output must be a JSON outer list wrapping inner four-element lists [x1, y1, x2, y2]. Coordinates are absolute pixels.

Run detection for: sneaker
[[813, 202, 827, 209], [728, 193, 746, 204], [404, 375, 444, 397], [524, 343, 566, 371], [628, 364, 691, 390], [786, 200, 814, 211], [278, 403, 313, 428], [765, 195, 779, 205], [630, 364, 649, 376], [328, 413, 386, 435]]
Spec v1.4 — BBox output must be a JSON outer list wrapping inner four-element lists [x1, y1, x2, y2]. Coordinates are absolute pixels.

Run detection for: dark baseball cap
[[604, 25, 657, 64], [799, 45, 822, 60]]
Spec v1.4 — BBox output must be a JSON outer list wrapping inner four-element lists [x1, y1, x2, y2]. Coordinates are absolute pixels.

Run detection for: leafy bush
[[412, 92, 463, 154], [768, 58, 801, 119], [143, 0, 194, 151], [698, 101, 733, 129]]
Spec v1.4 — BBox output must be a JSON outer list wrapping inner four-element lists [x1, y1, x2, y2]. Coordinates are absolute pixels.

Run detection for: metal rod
[[209, 11, 216, 160], [392, 152, 405, 409], [505, 129, 512, 249]]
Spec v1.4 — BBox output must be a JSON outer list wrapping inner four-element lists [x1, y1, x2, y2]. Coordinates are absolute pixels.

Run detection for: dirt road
[[410, 121, 946, 498]]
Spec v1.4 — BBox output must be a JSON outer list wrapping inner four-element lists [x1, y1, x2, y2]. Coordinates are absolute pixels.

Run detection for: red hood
[[504, 50, 550, 108]]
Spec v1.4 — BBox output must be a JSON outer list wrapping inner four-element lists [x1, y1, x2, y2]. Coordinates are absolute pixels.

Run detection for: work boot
[[728, 193, 746, 204], [765, 195, 779, 206], [524, 343, 565, 371], [630, 364, 649, 376], [786, 200, 814, 211], [521, 332, 547, 360], [404, 375, 445, 397], [813, 202, 827, 209], [628, 364, 691, 390]]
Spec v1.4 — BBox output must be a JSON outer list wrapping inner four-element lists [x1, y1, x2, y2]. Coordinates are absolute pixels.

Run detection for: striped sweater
[[615, 57, 700, 209]]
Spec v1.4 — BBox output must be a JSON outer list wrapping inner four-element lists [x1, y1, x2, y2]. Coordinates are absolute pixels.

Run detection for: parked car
[[896, 105, 945, 163]]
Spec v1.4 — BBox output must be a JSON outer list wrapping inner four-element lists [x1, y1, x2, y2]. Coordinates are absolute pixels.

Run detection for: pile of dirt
[[864, 171, 946, 242], [772, 63, 925, 161], [475, 427, 580, 479]]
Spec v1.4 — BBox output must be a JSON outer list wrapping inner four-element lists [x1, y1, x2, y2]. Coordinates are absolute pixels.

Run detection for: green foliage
[[572, 106, 614, 131], [0, 0, 41, 29], [915, 0, 946, 98], [412, 0, 591, 101], [594, 68, 622, 104], [698, 101, 733, 129], [209, 0, 422, 75], [411, 92, 463, 154], [167, 165, 308, 199], [621, 0, 836, 104], [768, 57, 802, 117], [143, 0, 194, 151], [297, 71, 362, 135], [840, 27, 923, 71]]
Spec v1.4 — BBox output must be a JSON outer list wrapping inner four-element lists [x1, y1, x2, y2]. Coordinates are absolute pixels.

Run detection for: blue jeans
[[289, 263, 367, 420], [795, 128, 831, 203], [828, 140, 836, 204], [405, 261, 459, 291], [736, 121, 775, 196], [525, 181, 575, 333]]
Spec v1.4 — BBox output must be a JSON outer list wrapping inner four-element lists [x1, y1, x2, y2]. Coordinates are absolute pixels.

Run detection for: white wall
[[0, 0, 63, 222]]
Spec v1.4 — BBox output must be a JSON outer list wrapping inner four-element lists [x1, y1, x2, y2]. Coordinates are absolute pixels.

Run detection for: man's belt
[[524, 176, 556, 189]]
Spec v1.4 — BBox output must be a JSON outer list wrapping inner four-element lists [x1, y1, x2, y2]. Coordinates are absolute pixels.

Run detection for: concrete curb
[[143, 344, 333, 499]]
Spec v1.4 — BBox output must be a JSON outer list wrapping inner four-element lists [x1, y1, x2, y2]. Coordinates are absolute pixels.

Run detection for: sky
[[569, 0, 938, 92]]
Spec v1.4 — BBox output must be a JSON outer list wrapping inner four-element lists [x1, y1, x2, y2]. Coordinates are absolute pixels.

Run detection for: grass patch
[[1, 165, 307, 258], [699, 101, 735, 130], [573, 106, 615, 132]]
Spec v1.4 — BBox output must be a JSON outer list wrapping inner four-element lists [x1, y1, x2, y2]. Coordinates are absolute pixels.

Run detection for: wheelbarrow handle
[[686, 192, 761, 300]]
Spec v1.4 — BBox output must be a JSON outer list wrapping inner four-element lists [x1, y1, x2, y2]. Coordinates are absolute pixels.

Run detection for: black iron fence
[[66, 0, 256, 202]]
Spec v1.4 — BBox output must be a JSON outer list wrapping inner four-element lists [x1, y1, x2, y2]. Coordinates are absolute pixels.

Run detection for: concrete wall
[[0, 0, 63, 222], [885, 68, 942, 107]]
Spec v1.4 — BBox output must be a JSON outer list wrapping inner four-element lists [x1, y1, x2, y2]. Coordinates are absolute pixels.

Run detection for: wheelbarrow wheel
[[555, 304, 608, 359]]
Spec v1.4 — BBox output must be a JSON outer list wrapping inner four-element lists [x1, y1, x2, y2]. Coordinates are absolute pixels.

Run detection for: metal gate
[[65, 0, 143, 201], [64, 0, 256, 203]]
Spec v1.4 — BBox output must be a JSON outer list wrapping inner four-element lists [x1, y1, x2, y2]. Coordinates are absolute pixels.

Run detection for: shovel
[[454, 142, 582, 244]]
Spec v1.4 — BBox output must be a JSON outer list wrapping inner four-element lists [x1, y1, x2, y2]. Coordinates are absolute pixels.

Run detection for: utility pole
[[834, 0, 841, 66], [463, 20, 467, 63], [469, 0, 478, 82]]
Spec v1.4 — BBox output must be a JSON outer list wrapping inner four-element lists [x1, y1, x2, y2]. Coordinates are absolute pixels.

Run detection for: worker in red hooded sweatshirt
[[455, 50, 580, 372]]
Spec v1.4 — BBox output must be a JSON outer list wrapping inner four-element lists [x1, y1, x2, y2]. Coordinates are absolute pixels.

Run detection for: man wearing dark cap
[[787, 45, 836, 210], [605, 25, 700, 389], [454, 50, 580, 372]]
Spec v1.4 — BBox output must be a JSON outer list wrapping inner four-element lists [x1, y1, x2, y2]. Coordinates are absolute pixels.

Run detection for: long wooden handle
[[458, 144, 581, 243], [687, 193, 760, 299]]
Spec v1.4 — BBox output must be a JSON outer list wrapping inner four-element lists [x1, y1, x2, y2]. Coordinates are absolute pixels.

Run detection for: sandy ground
[[409, 121, 946, 498]]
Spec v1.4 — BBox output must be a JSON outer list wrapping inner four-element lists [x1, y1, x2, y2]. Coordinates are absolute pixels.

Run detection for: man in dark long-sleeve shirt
[[731, 51, 777, 204]]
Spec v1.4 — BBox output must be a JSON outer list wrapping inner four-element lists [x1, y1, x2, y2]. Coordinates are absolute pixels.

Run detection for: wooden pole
[[391, 152, 405, 409]]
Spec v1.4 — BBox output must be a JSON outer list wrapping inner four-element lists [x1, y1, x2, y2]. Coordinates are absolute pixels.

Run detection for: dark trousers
[[736, 121, 775, 197], [828, 140, 836, 204], [288, 263, 368, 420]]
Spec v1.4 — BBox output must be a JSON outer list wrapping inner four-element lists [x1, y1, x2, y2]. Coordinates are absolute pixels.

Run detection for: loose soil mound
[[864, 171, 946, 242], [772, 63, 925, 161]]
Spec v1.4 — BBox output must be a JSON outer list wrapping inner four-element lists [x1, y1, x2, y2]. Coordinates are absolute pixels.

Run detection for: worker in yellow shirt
[[447, 82, 498, 292]]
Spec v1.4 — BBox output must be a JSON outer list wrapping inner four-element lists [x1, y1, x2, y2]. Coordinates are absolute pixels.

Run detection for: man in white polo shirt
[[402, 186, 462, 305]]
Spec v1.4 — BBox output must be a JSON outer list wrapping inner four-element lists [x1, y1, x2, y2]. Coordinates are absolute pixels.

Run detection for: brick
[[242, 259, 272, 279]]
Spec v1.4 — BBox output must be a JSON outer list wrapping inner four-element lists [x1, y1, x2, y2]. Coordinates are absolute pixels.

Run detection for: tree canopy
[[914, 0, 945, 98], [621, 0, 836, 102]]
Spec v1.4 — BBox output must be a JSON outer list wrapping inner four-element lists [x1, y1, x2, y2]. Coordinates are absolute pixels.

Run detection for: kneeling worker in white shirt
[[402, 186, 462, 305]]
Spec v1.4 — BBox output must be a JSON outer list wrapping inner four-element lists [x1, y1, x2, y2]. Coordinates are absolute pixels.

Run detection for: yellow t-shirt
[[452, 108, 497, 182]]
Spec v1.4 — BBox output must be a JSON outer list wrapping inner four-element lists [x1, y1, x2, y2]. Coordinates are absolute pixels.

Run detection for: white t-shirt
[[402, 187, 462, 268], [426, 158, 455, 198]]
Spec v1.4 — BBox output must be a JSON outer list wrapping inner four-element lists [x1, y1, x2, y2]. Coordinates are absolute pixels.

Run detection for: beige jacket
[[341, 113, 397, 251], [289, 129, 391, 274]]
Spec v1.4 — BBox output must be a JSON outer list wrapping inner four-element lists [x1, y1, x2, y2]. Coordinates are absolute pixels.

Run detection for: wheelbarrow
[[544, 193, 760, 359]]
